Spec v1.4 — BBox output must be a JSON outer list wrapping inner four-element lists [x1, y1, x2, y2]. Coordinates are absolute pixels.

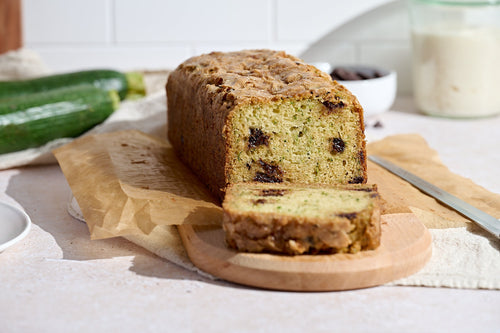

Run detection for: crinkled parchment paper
[[53, 130, 221, 240], [367, 134, 500, 229]]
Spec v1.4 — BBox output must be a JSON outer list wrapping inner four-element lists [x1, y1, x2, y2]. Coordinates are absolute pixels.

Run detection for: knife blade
[[368, 155, 500, 239]]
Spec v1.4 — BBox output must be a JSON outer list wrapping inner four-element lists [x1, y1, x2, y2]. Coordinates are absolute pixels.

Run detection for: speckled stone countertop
[[1, 97, 499, 332]]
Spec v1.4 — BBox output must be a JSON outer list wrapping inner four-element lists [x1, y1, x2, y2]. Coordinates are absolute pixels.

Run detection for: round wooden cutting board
[[178, 213, 432, 291]]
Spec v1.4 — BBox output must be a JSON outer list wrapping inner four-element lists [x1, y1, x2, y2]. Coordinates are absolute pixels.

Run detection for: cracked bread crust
[[167, 49, 367, 201], [222, 183, 381, 255], [175, 49, 351, 105]]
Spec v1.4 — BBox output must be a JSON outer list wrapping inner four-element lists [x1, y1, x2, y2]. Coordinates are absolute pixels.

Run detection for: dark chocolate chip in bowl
[[330, 66, 387, 81], [331, 67, 363, 81], [357, 71, 373, 80]]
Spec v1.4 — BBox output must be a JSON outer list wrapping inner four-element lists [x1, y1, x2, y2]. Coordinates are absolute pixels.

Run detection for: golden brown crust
[[175, 49, 349, 105], [167, 49, 367, 201]]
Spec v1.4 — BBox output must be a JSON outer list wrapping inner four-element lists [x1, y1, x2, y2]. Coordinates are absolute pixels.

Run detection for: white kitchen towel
[[388, 227, 500, 289], [0, 48, 50, 80]]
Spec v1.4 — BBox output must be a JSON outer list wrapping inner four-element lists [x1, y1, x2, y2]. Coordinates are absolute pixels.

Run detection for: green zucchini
[[0, 84, 100, 115], [0, 85, 120, 154], [0, 69, 145, 101]]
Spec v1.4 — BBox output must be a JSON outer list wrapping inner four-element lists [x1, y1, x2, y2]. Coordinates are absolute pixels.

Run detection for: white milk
[[412, 27, 500, 117]]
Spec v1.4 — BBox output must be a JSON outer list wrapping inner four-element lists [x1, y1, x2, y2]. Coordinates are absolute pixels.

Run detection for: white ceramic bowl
[[311, 63, 397, 117]]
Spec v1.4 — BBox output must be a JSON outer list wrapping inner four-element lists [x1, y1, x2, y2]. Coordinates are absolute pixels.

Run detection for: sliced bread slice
[[222, 182, 381, 255]]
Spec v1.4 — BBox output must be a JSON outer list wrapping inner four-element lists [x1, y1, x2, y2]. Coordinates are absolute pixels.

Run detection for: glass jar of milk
[[408, 0, 500, 118]]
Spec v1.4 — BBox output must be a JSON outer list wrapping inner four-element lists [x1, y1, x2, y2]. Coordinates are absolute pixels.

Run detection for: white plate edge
[[0, 201, 32, 253]]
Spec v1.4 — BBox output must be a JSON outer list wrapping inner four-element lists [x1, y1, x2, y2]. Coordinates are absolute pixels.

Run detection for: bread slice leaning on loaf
[[222, 182, 381, 255], [167, 49, 367, 202]]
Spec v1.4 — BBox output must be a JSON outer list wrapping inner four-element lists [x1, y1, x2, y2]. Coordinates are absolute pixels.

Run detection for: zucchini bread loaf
[[167, 49, 367, 201], [223, 182, 381, 255]]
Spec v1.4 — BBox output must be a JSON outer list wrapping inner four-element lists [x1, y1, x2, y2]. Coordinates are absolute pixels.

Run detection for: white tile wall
[[115, 0, 271, 42], [23, 0, 111, 44], [21, 0, 411, 92]]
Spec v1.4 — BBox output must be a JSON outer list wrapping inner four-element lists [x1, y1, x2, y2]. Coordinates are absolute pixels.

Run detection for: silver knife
[[369, 155, 500, 239]]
